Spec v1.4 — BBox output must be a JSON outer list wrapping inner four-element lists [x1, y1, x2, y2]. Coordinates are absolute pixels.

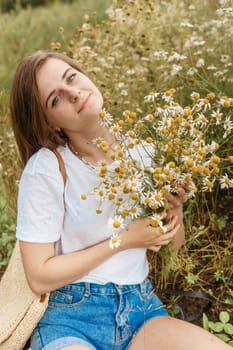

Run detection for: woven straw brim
[[0, 241, 49, 350]]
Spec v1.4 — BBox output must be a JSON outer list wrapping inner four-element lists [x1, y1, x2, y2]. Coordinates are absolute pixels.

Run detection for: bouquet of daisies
[[82, 89, 233, 248]]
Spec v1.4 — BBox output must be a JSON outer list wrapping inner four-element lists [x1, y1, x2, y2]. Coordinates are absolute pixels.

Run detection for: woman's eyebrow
[[45, 67, 73, 108]]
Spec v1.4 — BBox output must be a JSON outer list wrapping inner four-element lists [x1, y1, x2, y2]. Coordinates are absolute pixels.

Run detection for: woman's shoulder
[[23, 146, 68, 179]]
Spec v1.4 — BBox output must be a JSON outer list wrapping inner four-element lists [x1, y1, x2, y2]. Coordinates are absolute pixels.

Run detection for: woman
[[10, 51, 231, 350]]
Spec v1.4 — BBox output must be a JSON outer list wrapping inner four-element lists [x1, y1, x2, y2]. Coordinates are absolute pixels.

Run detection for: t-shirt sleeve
[[16, 149, 65, 243]]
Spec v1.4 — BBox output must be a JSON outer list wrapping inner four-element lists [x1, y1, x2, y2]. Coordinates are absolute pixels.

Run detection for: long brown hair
[[10, 51, 83, 166]]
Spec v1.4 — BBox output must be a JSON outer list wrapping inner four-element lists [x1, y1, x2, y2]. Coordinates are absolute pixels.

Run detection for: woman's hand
[[165, 186, 189, 251], [120, 214, 180, 252], [166, 186, 189, 211]]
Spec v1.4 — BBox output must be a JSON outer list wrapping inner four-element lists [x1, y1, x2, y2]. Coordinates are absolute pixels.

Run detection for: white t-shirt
[[16, 144, 152, 284]]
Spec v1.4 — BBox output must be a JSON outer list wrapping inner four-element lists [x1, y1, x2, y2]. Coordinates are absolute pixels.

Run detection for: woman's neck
[[68, 127, 117, 165]]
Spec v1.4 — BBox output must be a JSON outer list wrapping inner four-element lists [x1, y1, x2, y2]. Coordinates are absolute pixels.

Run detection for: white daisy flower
[[202, 177, 216, 192], [109, 123, 122, 138], [99, 109, 114, 127], [196, 58, 205, 68], [187, 67, 198, 76], [145, 114, 154, 122], [170, 64, 182, 76], [120, 89, 128, 96], [152, 190, 166, 208], [153, 50, 168, 60], [167, 52, 187, 62], [219, 174, 233, 189], [108, 215, 126, 233], [211, 110, 222, 125], [92, 137, 105, 147], [130, 205, 143, 220], [109, 233, 122, 249], [144, 92, 160, 103], [150, 213, 166, 233], [126, 175, 142, 191], [224, 116, 233, 130], [207, 65, 217, 71]]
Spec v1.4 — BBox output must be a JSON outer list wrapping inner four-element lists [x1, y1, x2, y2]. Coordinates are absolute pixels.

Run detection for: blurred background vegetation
[[0, 0, 111, 89], [0, 0, 112, 266], [0, 0, 232, 342]]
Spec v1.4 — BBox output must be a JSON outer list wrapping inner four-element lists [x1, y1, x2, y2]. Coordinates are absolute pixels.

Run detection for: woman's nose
[[65, 87, 80, 102]]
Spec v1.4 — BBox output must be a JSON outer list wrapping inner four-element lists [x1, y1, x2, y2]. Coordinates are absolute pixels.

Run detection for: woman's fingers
[[127, 214, 180, 249], [177, 187, 189, 203], [148, 245, 161, 252], [166, 187, 189, 209], [148, 222, 180, 251], [163, 215, 178, 231], [166, 193, 183, 209]]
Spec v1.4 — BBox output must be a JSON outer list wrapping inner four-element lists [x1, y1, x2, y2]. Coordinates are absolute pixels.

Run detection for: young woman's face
[[36, 57, 103, 136]]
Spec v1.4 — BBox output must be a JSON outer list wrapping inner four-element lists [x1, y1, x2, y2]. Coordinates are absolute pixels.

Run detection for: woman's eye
[[52, 95, 60, 107], [68, 73, 77, 82]]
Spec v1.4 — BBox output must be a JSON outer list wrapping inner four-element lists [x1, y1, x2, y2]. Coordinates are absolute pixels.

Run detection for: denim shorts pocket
[[138, 280, 154, 302], [49, 288, 87, 308], [138, 281, 164, 311]]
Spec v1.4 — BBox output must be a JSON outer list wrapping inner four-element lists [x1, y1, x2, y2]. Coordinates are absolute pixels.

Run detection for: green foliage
[[55, 0, 233, 107], [0, 0, 78, 13], [0, 202, 15, 269], [0, 170, 16, 268], [0, 90, 18, 269], [0, 0, 111, 89], [0, 90, 20, 205], [209, 213, 228, 231], [0, 0, 51, 13], [203, 312, 233, 346]]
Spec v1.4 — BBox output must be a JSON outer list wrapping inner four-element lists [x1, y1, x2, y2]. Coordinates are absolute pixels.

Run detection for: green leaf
[[215, 334, 231, 342], [219, 311, 230, 324], [224, 323, 233, 335], [228, 340, 233, 347], [209, 322, 224, 333], [202, 313, 209, 331]]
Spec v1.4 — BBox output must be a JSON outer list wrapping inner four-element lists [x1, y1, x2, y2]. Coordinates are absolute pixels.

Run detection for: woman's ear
[[56, 128, 68, 140]]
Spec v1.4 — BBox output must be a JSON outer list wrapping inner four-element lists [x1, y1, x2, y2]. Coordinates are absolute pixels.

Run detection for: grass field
[[0, 0, 111, 89]]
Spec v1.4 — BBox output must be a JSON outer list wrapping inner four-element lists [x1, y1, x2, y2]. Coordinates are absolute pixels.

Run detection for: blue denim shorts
[[31, 278, 168, 350]]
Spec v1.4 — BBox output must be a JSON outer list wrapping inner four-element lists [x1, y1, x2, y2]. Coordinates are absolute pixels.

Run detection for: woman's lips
[[78, 93, 91, 113]]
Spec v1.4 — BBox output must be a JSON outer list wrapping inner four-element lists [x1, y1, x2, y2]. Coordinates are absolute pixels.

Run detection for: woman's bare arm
[[20, 215, 180, 294]]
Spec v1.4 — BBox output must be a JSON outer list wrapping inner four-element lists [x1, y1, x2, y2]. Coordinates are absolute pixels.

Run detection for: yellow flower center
[[122, 209, 129, 216], [99, 111, 105, 119], [146, 137, 153, 143], [113, 221, 121, 228], [131, 193, 139, 200], [131, 207, 137, 214]]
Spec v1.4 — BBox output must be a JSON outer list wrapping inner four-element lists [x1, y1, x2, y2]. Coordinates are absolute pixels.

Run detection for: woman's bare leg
[[129, 316, 232, 350]]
